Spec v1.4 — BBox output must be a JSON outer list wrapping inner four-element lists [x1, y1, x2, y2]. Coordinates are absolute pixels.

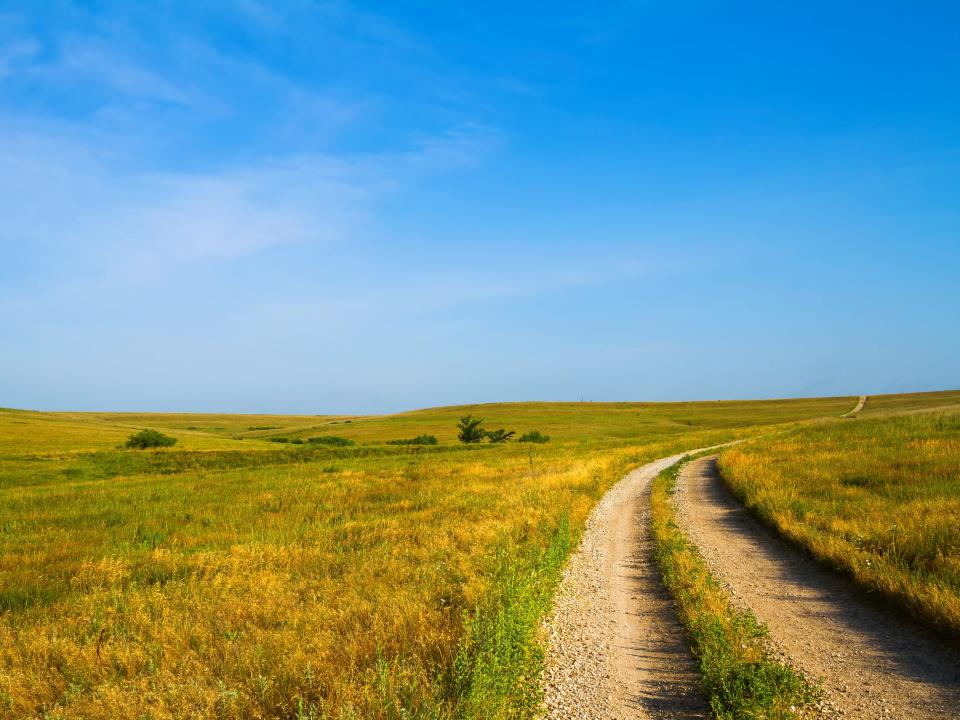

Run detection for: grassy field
[[0, 393, 911, 720], [718, 400, 960, 640]]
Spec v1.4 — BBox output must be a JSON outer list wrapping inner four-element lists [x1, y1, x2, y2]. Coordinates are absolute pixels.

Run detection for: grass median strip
[[650, 458, 818, 719]]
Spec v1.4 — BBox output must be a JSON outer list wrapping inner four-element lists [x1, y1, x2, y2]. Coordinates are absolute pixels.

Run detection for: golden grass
[[718, 410, 960, 639]]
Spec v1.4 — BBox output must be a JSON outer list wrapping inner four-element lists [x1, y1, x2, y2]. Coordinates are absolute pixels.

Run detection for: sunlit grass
[[719, 410, 960, 639]]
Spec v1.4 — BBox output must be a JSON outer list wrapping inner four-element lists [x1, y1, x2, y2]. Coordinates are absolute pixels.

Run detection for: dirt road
[[541, 451, 711, 719], [843, 395, 867, 417], [675, 456, 960, 719]]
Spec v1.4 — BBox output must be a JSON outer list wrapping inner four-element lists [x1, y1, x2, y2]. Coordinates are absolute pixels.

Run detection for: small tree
[[125, 429, 177, 449], [457, 416, 486, 444], [485, 428, 516, 443]]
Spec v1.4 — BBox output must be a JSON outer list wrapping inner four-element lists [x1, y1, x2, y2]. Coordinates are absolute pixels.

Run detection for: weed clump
[[307, 436, 355, 446], [386, 435, 438, 446], [518, 430, 550, 444], [124, 429, 177, 449]]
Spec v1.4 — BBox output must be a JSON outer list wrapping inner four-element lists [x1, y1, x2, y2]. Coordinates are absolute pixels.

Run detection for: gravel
[[540, 451, 714, 720]]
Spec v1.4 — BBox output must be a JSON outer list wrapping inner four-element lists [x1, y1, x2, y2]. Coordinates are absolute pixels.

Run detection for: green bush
[[386, 435, 438, 446], [307, 436, 355, 447], [518, 430, 550, 444], [124, 429, 177, 450]]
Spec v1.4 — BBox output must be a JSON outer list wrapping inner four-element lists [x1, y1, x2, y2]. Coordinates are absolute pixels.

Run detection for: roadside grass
[[650, 458, 818, 719], [0, 394, 920, 719], [718, 410, 960, 641]]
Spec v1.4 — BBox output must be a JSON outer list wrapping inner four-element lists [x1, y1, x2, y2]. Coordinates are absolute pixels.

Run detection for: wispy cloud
[[0, 121, 499, 296], [0, 1, 502, 291]]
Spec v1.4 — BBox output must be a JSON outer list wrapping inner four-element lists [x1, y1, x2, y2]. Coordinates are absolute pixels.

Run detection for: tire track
[[541, 451, 711, 719], [674, 456, 960, 719]]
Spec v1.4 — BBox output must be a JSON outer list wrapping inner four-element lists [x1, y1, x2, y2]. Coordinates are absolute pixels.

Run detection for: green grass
[[0, 393, 938, 719], [650, 458, 817, 719], [719, 408, 960, 640]]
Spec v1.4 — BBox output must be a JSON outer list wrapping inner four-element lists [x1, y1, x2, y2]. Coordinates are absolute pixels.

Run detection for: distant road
[[843, 395, 867, 417]]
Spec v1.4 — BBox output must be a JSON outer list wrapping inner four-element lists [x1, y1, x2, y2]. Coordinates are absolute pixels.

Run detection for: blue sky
[[1, 2, 958, 413]]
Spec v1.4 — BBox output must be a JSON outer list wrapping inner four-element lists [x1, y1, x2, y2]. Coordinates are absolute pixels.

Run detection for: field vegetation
[[719, 403, 960, 640], [125, 429, 177, 449], [0, 394, 876, 719]]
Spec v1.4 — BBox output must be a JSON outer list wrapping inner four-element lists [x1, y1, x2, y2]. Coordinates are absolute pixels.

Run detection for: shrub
[[386, 435, 438, 446], [457, 416, 486, 444], [307, 436, 355, 447], [124, 429, 177, 450], [484, 429, 515, 444], [518, 430, 550, 444]]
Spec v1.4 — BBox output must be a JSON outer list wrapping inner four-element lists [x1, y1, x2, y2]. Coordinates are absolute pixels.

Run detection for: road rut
[[675, 456, 960, 719], [541, 452, 710, 719]]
